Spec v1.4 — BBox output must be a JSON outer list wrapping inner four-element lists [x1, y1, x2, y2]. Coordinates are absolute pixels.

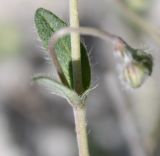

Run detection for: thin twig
[[48, 26, 121, 85], [73, 106, 90, 156], [48, 26, 121, 156], [48, 26, 120, 77], [70, 0, 82, 93]]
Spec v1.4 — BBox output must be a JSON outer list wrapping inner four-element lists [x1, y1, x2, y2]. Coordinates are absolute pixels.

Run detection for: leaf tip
[[35, 7, 45, 15]]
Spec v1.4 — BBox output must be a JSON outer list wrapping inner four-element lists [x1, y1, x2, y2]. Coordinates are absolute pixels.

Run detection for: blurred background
[[0, 0, 160, 156]]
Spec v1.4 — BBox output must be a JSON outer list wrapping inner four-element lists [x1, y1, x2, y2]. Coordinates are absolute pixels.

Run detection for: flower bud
[[114, 38, 153, 88], [123, 62, 150, 88]]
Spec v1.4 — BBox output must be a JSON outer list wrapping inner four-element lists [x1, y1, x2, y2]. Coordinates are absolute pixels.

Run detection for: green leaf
[[33, 75, 81, 106], [34, 8, 91, 94]]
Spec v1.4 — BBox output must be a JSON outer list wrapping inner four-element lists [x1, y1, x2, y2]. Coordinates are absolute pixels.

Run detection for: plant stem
[[49, 27, 119, 52], [48, 27, 120, 82], [70, 0, 83, 93], [69, 1, 90, 156], [73, 106, 90, 156]]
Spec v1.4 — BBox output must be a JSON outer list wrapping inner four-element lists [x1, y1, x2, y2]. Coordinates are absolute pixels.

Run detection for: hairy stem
[[70, 0, 82, 93], [48, 27, 120, 85], [48, 26, 120, 156], [49, 27, 119, 53], [70, 1, 90, 156], [73, 106, 90, 156]]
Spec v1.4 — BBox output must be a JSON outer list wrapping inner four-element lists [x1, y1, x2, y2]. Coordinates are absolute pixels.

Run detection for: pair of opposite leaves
[[34, 8, 91, 105], [34, 8, 153, 104]]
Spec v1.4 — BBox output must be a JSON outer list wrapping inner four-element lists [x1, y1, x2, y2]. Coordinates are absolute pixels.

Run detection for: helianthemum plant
[[33, 1, 153, 156]]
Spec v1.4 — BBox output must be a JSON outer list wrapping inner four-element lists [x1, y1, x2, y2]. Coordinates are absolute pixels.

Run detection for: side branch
[[48, 27, 120, 79]]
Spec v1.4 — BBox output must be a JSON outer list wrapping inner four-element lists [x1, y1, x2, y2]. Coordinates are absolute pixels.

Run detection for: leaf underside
[[35, 8, 91, 94], [33, 75, 81, 106]]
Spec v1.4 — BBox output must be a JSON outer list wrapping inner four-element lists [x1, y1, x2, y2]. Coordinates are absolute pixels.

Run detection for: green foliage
[[34, 8, 91, 94], [33, 75, 81, 106]]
